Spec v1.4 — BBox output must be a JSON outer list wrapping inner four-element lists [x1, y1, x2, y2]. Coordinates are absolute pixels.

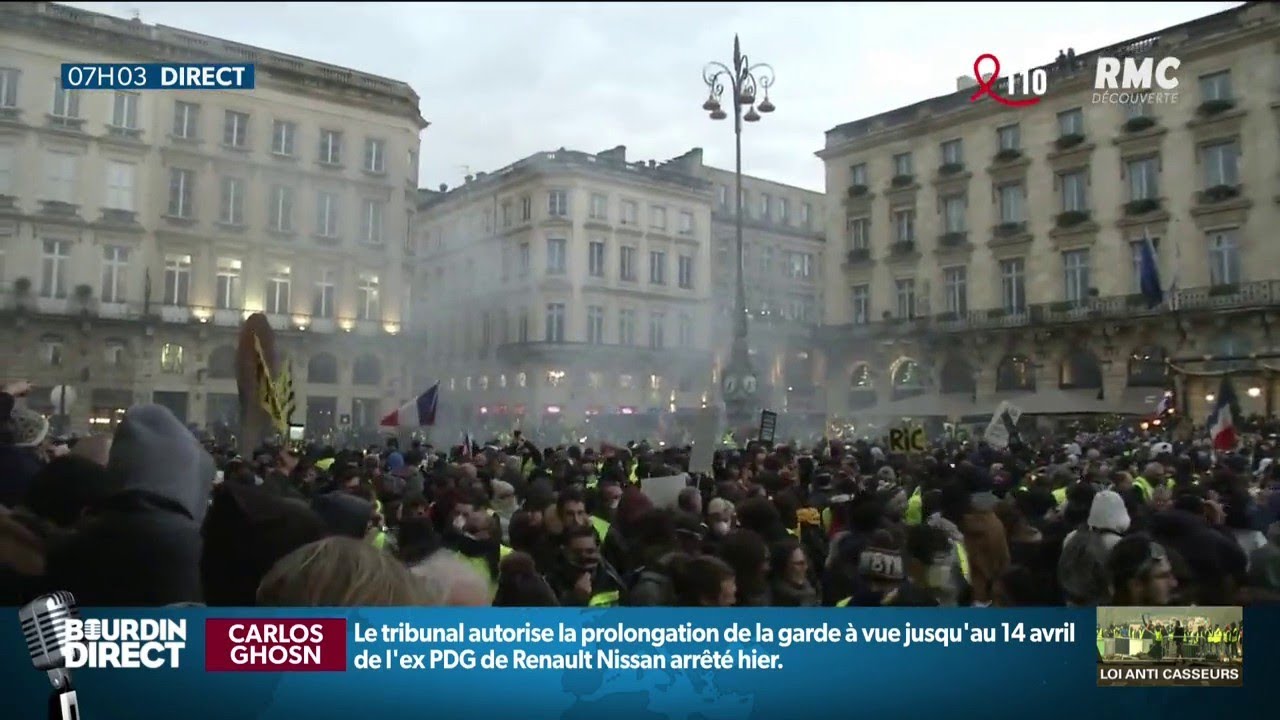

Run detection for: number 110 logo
[[1006, 68, 1048, 97]]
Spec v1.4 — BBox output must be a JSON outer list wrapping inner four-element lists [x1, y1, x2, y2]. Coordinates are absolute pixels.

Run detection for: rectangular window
[[548, 189, 568, 217], [518, 242, 530, 276], [760, 247, 773, 275], [545, 303, 566, 343], [215, 257, 241, 310], [501, 201, 513, 228], [0, 144, 11, 195], [219, 176, 245, 225], [314, 268, 336, 319], [895, 278, 916, 319], [44, 152, 78, 203], [269, 185, 295, 232], [848, 217, 870, 250], [1063, 249, 1091, 304], [759, 194, 771, 219], [679, 210, 694, 235], [651, 206, 667, 229], [361, 199, 384, 243], [1130, 239, 1158, 293], [586, 305, 604, 344], [943, 195, 966, 232], [999, 258, 1026, 312], [800, 202, 812, 227], [266, 265, 291, 315], [1127, 157, 1159, 201], [1059, 170, 1087, 212], [717, 185, 729, 207], [998, 183, 1024, 223], [1201, 141, 1240, 187], [104, 161, 136, 211], [620, 246, 637, 281], [316, 191, 339, 237], [172, 101, 198, 139], [648, 312, 665, 349], [101, 245, 129, 303], [357, 272, 380, 320], [778, 198, 790, 223], [787, 251, 813, 279], [1125, 97, 1150, 120], [1208, 229, 1240, 286], [943, 266, 967, 315], [40, 239, 71, 299], [271, 120, 296, 156], [997, 124, 1021, 150], [618, 309, 636, 345], [678, 314, 693, 348], [588, 241, 606, 277], [1199, 70, 1233, 102], [1057, 107, 1084, 136], [678, 255, 694, 289], [893, 209, 915, 242], [850, 163, 868, 186], [0, 68, 18, 108], [851, 284, 870, 324], [111, 91, 139, 129], [51, 79, 79, 119], [893, 152, 913, 176], [941, 138, 963, 165], [166, 168, 194, 218], [223, 110, 249, 148], [621, 200, 638, 225], [319, 130, 342, 165], [649, 251, 666, 285], [364, 138, 386, 173], [163, 253, 191, 306], [589, 193, 608, 220], [547, 238, 567, 274], [520, 195, 532, 221]]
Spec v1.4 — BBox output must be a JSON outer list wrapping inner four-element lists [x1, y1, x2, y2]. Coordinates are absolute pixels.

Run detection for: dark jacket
[[44, 405, 215, 606], [628, 552, 678, 606], [1149, 509, 1248, 604], [548, 557, 627, 607]]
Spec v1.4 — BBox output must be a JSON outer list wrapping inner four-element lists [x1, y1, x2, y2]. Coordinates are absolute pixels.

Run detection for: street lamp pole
[[702, 35, 775, 432]]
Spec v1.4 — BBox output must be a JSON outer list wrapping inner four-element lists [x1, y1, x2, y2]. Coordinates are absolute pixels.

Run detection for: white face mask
[[712, 521, 730, 536], [607, 498, 621, 510], [452, 515, 467, 531]]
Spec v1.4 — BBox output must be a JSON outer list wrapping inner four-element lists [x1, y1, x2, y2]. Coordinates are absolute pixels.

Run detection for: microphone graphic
[[18, 591, 81, 720]]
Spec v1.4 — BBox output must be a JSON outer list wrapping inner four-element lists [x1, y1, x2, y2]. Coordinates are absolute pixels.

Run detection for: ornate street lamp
[[702, 35, 775, 431]]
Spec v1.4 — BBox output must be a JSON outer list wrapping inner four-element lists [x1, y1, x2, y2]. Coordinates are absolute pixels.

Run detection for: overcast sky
[[68, 1, 1242, 192]]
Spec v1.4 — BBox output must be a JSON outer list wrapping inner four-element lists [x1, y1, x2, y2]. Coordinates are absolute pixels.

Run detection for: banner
[[5, 606, 1270, 719]]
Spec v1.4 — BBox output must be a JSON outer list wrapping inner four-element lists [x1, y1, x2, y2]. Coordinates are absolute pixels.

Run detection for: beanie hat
[[11, 406, 49, 448]]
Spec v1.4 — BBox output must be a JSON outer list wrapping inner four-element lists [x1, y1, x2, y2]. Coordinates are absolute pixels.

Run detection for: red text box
[[205, 618, 347, 672]]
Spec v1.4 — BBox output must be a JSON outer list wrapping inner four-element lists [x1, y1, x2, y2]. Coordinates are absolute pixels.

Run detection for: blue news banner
[[4, 607, 1274, 720], [60, 63, 254, 90]]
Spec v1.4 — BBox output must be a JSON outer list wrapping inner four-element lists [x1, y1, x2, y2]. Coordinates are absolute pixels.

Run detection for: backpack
[[1057, 529, 1113, 604]]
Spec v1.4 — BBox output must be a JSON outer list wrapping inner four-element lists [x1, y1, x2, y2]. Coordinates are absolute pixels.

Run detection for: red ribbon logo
[[969, 54, 1041, 108]]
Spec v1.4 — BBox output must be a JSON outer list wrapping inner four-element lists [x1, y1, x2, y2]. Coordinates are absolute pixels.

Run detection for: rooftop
[[418, 145, 713, 210], [4, 2, 428, 129], [822, 2, 1266, 151]]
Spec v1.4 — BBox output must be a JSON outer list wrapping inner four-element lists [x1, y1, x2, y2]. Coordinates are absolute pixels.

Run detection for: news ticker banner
[[5, 607, 1272, 720]]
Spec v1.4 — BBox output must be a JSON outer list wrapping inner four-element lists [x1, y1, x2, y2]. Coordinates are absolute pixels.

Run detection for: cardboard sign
[[688, 409, 718, 475], [640, 473, 689, 509], [888, 424, 927, 453], [758, 410, 778, 443], [984, 401, 1023, 449]]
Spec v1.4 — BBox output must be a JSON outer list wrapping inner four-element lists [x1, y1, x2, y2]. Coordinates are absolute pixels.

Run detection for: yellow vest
[[591, 516, 611, 542], [1133, 476, 1154, 502], [836, 597, 852, 607], [953, 540, 971, 582], [1052, 486, 1068, 506], [588, 590, 621, 607], [820, 507, 833, 532], [905, 488, 923, 525]]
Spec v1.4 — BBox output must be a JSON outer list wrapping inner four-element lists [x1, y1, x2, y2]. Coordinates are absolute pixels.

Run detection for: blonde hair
[[409, 551, 492, 606], [256, 537, 429, 606]]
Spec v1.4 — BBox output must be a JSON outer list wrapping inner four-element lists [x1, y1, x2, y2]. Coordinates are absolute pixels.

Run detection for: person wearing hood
[[44, 404, 215, 605], [1057, 490, 1130, 605], [768, 537, 818, 606], [490, 479, 518, 543], [940, 476, 1008, 606], [546, 523, 627, 606], [311, 492, 377, 540]]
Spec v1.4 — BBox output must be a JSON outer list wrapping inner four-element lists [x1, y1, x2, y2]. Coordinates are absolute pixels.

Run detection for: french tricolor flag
[[379, 383, 439, 428], [1207, 376, 1240, 451]]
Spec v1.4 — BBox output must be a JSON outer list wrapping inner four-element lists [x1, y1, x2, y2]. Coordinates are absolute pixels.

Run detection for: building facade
[[0, 2, 426, 437], [663, 148, 826, 420], [413, 146, 716, 438], [816, 2, 1280, 424]]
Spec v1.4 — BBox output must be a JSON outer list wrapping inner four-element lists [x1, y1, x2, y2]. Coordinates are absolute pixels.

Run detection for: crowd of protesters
[[2, 378, 1279, 609]]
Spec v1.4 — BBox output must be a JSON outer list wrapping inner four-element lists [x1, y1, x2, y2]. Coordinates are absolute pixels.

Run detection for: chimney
[[464, 174, 474, 184], [438, 183, 448, 192], [648, 160, 656, 168], [476, 171, 487, 180], [956, 76, 977, 92]]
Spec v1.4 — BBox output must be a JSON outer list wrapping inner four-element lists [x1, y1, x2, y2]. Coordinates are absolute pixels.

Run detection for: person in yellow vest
[[557, 487, 628, 575], [1131, 462, 1167, 504], [546, 524, 627, 606]]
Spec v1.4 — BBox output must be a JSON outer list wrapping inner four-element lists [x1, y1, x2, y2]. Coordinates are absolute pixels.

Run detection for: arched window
[[207, 345, 236, 379], [308, 352, 339, 384], [1059, 349, 1103, 389], [1207, 333, 1251, 372], [996, 354, 1035, 392], [352, 354, 382, 386], [1127, 345, 1167, 387], [849, 363, 875, 410], [939, 354, 976, 395], [890, 357, 925, 400]]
